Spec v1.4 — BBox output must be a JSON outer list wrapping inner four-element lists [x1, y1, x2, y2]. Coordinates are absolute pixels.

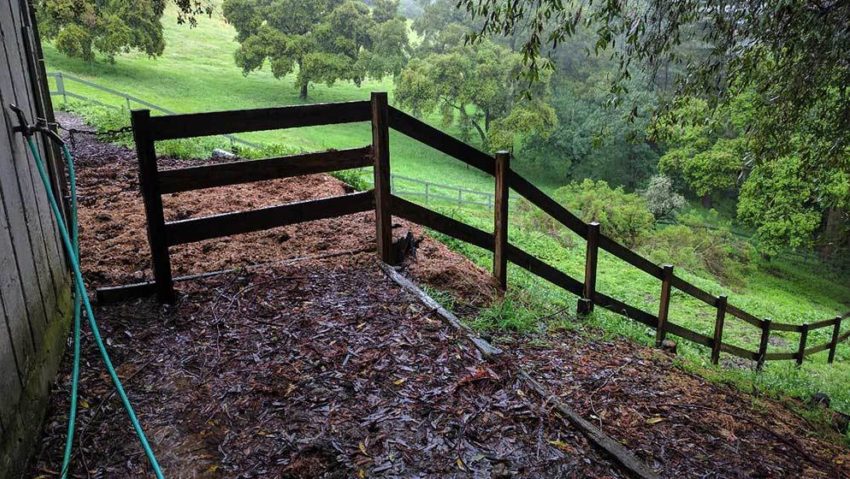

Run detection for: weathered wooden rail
[[116, 92, 849, 367]]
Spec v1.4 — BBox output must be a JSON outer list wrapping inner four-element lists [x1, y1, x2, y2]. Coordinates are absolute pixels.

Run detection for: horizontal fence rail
[[158, 147, 372, 194], [48, 71, 528, 212], [115, 95, 849, 368]]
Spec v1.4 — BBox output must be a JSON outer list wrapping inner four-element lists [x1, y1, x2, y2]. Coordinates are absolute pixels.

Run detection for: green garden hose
[[14, 113, 166, 479]]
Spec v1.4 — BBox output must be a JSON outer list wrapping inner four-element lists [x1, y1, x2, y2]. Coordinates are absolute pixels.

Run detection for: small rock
[[661, 339, 677, 355], [809, 392, 831, 409], [211, 148, 237, 159], [277, 232, 291, 244], [832, 411, 849, 435]]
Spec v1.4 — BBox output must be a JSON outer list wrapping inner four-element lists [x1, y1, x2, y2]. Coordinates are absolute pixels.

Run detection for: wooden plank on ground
[[380, 264, 502, 357], [165, 192, 375, 245], [158, 147, 372, 194], [148, 101, 371, 140], [518, 370, 660, 479], [380, 263, 658, 479]]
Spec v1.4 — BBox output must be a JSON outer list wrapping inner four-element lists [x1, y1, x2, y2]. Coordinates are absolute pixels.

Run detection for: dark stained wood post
[[828, 316, 842, 364], [655, 265, 674, 347], [131, 109, 174, 302], [711, 295, 728, 365], [796, 323, 809, 366], [577, 222, 600, 316], [371, 92, 393, 264], [493, 151, 510, 290], [756, 319, 771, 370]]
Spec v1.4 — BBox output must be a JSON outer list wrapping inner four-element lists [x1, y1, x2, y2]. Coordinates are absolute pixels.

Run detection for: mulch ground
[[512, 334, 850, 478], [28, 113, 850, 478], [31, 257, 621, 478]]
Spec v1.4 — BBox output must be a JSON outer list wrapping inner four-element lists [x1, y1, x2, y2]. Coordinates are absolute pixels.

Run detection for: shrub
[[554, 179, 656, 248], [515, 179, 656, 248], [642, 174, 686, 220], [642, 213, 755, 285]]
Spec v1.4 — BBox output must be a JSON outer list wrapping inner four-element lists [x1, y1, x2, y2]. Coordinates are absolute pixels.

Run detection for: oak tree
[[222, 0, 410, 99]]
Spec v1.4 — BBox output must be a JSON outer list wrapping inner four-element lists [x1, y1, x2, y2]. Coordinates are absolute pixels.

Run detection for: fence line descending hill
[[96, 95, 849, 369]]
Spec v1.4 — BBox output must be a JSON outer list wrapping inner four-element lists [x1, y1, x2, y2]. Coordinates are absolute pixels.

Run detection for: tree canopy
[[222, 0, 410, 99], [459, 0, 850, 255], [396, 1, 555, 151], [36, 0, 212, 62]]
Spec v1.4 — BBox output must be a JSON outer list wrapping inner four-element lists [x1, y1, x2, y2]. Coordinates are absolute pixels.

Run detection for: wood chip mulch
[[509, 332, 850, 478], [31, 257, 622, 478]]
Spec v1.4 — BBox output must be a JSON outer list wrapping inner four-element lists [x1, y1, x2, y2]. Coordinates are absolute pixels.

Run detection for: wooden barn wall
[[0, 0, 72, 476]]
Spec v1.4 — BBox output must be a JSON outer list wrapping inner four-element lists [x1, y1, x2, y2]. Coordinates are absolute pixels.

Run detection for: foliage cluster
[[641, 175, 686, 221], [221, 0, 410, 99], [35, 0, 212, 62]]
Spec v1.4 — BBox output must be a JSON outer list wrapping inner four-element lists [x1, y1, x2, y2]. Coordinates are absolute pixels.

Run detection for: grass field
[[41, 4, 538, 194], [41, 1, 850, 428]]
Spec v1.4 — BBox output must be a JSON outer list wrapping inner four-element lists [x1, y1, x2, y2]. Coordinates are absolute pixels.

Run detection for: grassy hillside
[[431, 204, 850, 416], [41, 4, 522, 193]]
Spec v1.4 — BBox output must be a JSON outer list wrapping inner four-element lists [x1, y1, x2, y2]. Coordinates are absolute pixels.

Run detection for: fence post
[[655, 265, 674, 347], [756, 319, 771, 370], [796, 323, 809, 367], [711, 295, 728, 365], [577, 222, 600, 316], [56, 72, 66, 103], [371, 92, 393, 264], [131, 109, 175, 302], [493, 151, 510, 290], [828, 316, 842, 364]]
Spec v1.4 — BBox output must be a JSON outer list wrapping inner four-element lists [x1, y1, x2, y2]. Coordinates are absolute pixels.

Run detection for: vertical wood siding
[[0, 0, 71, 472]]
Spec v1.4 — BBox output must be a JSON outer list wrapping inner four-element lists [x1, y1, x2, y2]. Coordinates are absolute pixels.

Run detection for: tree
[[222, 0, 410, 99], [642, 175, 686, 221], [36, 0, 212, 62], [395, 37, 556, 151], [457, 0, 850, 254], [654, 97, 746, 206]]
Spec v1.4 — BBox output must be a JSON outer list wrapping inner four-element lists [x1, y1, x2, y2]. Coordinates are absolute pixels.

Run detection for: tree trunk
[[819, 206, 845, 259], [299, 82, 308, 100]]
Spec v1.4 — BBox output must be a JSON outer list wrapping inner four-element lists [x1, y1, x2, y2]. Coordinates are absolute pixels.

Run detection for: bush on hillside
[[556, 179, 656, 248], [642, 174, 686, 220], [642, 213, 755, 286], [515, 179, 655, 248]]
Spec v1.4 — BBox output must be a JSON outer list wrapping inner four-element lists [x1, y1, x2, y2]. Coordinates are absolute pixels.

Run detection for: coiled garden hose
[[11, 105, 165, 479]]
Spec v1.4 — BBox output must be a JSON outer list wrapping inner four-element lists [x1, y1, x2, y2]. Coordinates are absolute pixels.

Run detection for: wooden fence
[[120, 93, 850, 367]]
